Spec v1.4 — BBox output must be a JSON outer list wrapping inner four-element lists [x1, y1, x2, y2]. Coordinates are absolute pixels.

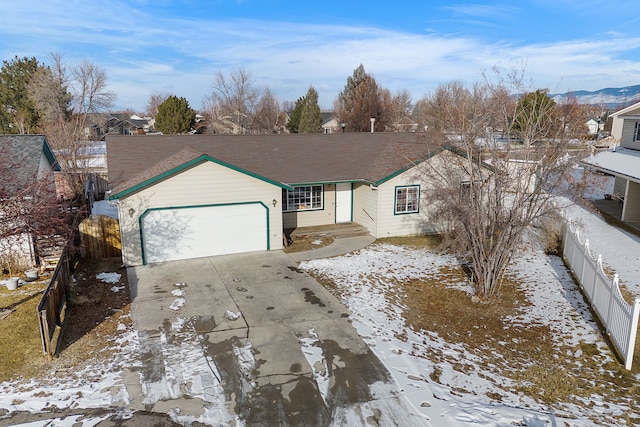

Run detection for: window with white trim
[[283, 185, 323, 212], [395, 185, 420, 214]]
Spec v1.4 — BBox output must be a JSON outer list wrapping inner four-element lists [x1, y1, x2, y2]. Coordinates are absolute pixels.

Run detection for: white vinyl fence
[[563, 219, 640, 370]]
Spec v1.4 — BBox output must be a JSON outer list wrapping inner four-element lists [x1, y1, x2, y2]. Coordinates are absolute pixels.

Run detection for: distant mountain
[[550, 85, 640, 108]]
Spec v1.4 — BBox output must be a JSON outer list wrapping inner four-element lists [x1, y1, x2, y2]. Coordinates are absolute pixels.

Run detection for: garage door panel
[[142, 204, 267, 264]]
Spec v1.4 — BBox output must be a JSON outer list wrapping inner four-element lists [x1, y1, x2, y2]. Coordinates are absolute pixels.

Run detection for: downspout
[[622, 179, 630, 221], [375, 184, 381, 238]]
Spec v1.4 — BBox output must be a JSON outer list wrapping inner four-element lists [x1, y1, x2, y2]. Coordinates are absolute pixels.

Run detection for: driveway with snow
[[124, 250, 425, 426]]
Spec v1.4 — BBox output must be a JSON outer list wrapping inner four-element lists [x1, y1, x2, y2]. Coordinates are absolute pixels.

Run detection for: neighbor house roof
[[610, 101, 640, 118], [106, 133, 443, 199], [0, 134, 59, 191], [582, 147, 640, 182]]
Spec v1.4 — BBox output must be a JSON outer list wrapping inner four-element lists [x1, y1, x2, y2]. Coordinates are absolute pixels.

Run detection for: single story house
[[582, 103, 640, 225], [586, 117, 604, 136], [321, 113, 342, 134], [610, 101, 640, 142], [106, 133, 461, 266], [0, 134, 59, 268]]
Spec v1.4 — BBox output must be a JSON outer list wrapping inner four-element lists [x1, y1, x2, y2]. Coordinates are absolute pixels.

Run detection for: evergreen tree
[[155, 95, 196, 134], [286, 96, 305, 133], [511, 89, 557, 147], [298, 86, 322, 133], [0, 56, 45, 133], [335, 64, 391, 132]]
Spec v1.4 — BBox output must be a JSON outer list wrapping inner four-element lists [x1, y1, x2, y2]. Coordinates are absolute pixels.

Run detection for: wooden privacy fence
[[37, 246, 73, 356], [563, 219, 640, 370], [79, 214, 121, 259]]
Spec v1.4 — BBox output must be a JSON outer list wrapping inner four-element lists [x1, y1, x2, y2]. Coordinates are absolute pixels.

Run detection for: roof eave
[[42, 136, 61, 171], [108, 154, 291, 200]]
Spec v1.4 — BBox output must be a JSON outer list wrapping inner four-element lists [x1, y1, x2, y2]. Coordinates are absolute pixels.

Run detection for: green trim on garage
[[109, 154, 291, 200], [139, 201, 270, 265]]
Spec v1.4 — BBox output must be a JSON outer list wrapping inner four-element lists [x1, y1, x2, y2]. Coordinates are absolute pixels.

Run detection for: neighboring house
[[321, 113, 341, 134], [106, 133, 463, 266], [586, 117, 604, 136], [0, 134, 60, 267], [85, 113, 151, 139], [610, 101, 640, 142], [390, 116, 419, 133], [582, 105, 640, 225], [53, 140, 110, 201]]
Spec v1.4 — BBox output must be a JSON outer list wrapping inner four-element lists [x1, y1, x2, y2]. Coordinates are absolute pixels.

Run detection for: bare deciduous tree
[[209, 68, 259, 132], [391, 89, 412, 123], [0, 139, 72, 273], [253, 87, 281, 134], [555, 94, 592, 139], [146, 90, 172, 118], [28, 53, 115, 201], [419, 73, 586, 301]]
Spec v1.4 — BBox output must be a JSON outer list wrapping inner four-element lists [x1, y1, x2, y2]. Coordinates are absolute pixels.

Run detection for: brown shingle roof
[[106, 133, 441, 198], [0, 134, 58, 192]]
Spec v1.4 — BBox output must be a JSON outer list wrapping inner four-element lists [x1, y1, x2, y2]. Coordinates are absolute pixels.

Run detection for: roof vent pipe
[[370, 117, 375, 133]]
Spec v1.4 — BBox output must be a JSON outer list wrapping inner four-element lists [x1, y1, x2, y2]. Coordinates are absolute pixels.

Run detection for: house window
[[395, 185, 420, 214], [634, 122, 640, 142], [460, 180, 482, 204], [283, 185, 323, 212]]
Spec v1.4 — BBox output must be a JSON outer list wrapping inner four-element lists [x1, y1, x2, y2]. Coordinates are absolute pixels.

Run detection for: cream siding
[[614, 176, 627, 197], [612, 117, 624, 142], [376, 170, 433, 237], [620, 120, 640, 150], [282, 184, 336, 228], [622, 180, 640, 222], [38, 151, 57, 194], [118, 160, 282, 266], [38, 151, 54, 181], [375, 151, 460, 237], [353, 183, 380, 237]]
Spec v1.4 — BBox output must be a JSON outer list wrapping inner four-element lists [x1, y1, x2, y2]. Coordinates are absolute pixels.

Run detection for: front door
[[335, 182, 352, 223]]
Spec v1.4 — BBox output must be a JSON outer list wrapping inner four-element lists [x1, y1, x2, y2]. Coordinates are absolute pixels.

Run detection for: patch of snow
[[233, 339, 256, 393], [300, 241, 632, 426], [110, 285, 125, 293], [136, 317, 239, 426], [299, 328, 330, 404], [91, 200, 118, 219], [2, 191, 638, 426], [9, 413, 112, 426], [224, 310, 241, 321], [169, 297, 185, 311], [96, 272, 121, 284]]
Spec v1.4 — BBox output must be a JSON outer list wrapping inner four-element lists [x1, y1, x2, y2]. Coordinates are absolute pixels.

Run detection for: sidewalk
[[286, 235, 376, 262]]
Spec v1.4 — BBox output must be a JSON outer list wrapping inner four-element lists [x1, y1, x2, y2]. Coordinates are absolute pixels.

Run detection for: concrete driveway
[[123, 250, 425, 426]]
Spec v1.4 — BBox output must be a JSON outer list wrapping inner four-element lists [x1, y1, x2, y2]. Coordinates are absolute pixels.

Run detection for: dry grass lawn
[[0, 257, 130, 384], [283, 235, 334, 253], [314, 236, 640, 425]]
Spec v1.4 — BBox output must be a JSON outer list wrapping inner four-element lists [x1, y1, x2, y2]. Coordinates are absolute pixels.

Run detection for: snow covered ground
[[1, 172, 638, 426], [90, 200, 119, 219], [300, 244, 633, 426]]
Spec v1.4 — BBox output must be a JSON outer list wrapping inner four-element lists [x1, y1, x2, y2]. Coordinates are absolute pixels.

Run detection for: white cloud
[[2, 1, 640, 111]]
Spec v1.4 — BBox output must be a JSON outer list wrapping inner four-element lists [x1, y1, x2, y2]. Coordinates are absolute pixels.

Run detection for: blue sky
[[2, 0, 640, 112]]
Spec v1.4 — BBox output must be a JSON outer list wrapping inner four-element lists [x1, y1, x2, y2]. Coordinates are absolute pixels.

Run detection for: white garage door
[[141, 203, 268, 264]]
